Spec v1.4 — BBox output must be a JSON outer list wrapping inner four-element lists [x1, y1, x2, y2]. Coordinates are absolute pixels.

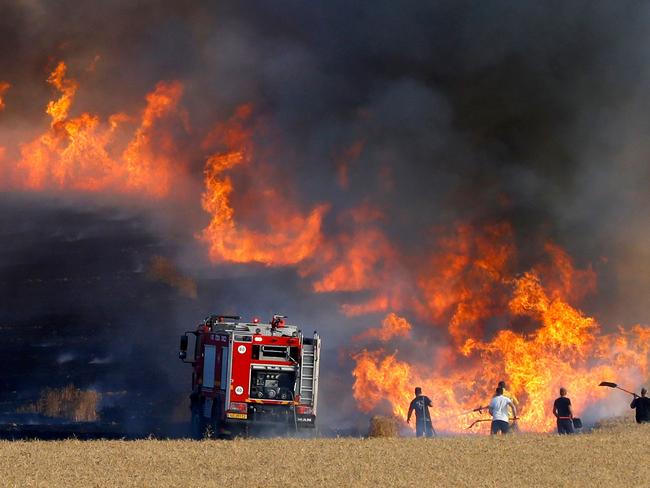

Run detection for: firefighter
[[407, 387, 434, 437], [498, 380, 520, 430], [552, 387, 574, 434], [630, 387, 650, 423], [489, 387, 517, 435]]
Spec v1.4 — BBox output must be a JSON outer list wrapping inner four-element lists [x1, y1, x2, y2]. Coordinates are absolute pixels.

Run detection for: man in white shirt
[[488, 386, 517, 434]]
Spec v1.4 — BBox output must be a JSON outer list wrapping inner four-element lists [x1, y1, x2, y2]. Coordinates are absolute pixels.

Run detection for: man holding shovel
[[599, 381, 650, 423], [630, 387, 650, 423]]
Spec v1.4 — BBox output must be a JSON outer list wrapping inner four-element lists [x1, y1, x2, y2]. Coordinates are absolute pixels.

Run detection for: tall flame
[[306, 203, 414, 317], [8, 62, 184, 196], [418, 222, 515, 346], [122, 80, 184, 197], [2, 58, 648, 433], [354, 313, 412, 342], [45, 62, 78, 125], [200, 104, 328, 266], [352, 223, 650, 433]]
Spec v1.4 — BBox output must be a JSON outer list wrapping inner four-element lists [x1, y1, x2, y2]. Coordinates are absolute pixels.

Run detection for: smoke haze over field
[[0, 1, 649, 431]]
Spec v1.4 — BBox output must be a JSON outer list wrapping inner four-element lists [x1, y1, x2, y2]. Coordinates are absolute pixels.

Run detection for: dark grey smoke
[[1, 1, 649, 431]]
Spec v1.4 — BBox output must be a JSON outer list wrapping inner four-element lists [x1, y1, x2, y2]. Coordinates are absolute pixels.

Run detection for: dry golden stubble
[[0, 422, 648, 487]]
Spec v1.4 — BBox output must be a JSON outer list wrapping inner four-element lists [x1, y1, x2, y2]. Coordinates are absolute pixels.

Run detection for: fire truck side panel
[[203, 344, 216, 390], [230, 340, 252, 403], [195, 333, 229, 399], [199, 334, 220, 393], [220, 345, 229, 392]]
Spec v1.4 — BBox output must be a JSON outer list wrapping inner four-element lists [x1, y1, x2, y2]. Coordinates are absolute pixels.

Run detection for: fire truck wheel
[[208, 397, 226, 439], [209, 417, 224, 438]]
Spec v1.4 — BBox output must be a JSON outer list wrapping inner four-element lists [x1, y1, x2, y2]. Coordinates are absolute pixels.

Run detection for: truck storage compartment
[[250, 369, 296, 400]]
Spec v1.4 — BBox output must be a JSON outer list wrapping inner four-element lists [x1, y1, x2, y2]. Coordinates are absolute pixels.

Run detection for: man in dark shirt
[[630, 387, 650, 423], [552, 387, 574, 434], [407, 387, 434, 437]]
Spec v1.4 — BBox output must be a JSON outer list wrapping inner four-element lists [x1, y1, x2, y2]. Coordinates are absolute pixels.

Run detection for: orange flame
[[200, 104, 328, 266], [306, 203, 414, 316], [352, 349, 414, 420], [122, 80, 184, 197], [9, 61, 184, 196], [341, 295, 391, 317], [352, 223, 650, 433], [418, 222, 515, 345], [0, 81, 10, 112], [313, 226, 394, 293], [354, 313, 412, 342], [2, 60, 648, 434], [45, 62, 78, 125]]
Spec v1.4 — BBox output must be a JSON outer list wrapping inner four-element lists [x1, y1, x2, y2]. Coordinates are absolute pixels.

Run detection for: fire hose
[[430, 405, 490, 424], [467, 417, 519, 429], [431, 405, 519, 430]]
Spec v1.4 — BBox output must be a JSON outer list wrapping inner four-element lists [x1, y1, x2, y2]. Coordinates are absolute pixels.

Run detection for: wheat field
[[1, 421, 648, 487]]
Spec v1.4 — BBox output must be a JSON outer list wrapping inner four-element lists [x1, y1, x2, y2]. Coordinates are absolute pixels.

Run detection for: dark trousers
[[491, 420, 510, 435], [557, 418, 574, 434], [415, 417, 434, 437]]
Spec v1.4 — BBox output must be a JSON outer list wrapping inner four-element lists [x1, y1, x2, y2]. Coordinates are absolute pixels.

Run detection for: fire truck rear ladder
[[299, 333, 320, 409]]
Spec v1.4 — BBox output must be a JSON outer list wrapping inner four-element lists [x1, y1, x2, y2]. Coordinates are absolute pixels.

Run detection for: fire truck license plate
[[226, 413, 247, 419]]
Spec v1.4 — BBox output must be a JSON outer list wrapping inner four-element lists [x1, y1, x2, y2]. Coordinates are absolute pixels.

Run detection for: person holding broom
[[407, 387, 434, 437]]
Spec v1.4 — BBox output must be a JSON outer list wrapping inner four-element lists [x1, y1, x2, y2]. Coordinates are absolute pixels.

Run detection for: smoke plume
[[1, 1, 649, 432]]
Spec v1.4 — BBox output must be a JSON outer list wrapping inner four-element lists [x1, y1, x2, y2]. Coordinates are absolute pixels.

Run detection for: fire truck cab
[[179, 314, 320, 437]]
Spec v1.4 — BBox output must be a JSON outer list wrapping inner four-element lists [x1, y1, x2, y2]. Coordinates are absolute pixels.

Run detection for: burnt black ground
[[0, 196, 191, 434], [0, 195, 354, 437]]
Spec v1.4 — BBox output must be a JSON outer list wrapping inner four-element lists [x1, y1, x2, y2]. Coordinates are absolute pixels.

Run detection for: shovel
[[599, 381, 637, 397]]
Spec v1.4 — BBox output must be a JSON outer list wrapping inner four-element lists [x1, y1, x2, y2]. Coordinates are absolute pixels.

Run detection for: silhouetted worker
[[489, 387, 517, 435], [630, 387, 650, 423], [407, 387, 434, 437], [553, 387, 574, 434], [498, 380, 520, 431]]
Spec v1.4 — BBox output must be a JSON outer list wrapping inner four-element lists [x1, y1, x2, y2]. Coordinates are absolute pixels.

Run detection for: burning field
[[1, 1, 650, 438]]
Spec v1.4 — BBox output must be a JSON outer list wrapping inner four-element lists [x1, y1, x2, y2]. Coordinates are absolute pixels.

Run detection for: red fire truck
[[179, 314, 320, 437]]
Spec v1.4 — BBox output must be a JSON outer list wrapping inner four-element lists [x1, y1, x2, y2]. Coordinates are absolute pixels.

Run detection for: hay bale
[[368, 415, 399, 437]]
